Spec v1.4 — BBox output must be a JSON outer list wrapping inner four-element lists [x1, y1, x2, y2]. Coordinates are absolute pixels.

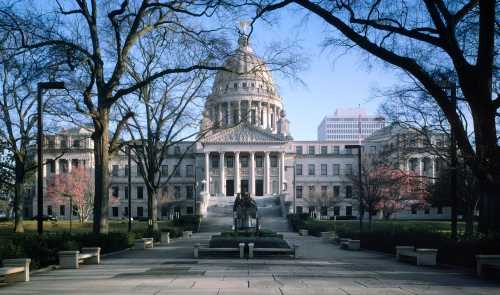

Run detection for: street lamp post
[[37, 81, 65, 235], [284, 165, 296, 214], [346, 144, 363, 233], [127, 146, 132, 232]]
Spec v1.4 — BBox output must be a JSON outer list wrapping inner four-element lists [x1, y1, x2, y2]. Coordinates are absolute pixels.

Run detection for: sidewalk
[[1, 232, 499, 295]]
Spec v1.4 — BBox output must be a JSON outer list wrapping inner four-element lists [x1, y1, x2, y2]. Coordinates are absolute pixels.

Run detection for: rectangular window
[[226, 157, 234, 168], [137, 186, 143, 199], [321, 146, 327, 155], [296, 206, 303, 214], [124, 186, 129, 200], [73, 139, 80, 148], [174, 186, 181, 199], [345, 186, 352, 199], [255, 156, 263, 168], [185, 165, 193, 177], [333, 186, 340, 198], [112, 207, 119, 217], [137, 207, 144, 217], [47, 205, 53, 216], [125, 165, 129, 176], [332, 164, 340, 176], [112, 165, 119, 176], [320, 164, 327, 176], [71, 159, 79, 169], [333, 206, 340, 216], [186, 185, 193, 200], [333, 146, 339, 154], [240, 156, 249, 168], [424, 207, 430, 214], [320, 206, 328, 216], [59, 205, 65, 216], [186, 207, 194, 215], [60, 137, 68, 148], [136, 166, 141, 177], [308, 164, 315, 176], [60, 159, 69, 173], [296, 164, 302, 176], [211, 156, 219, 168], [346, 206, 352, 216], [72, 206, 78, 216], [174, 165, 181, 177], [321, 186, 327, 197], [437, 206, 443, 214], [48, 159, 56, 173], [124, 207, 129, 217], [308, 146, 315, 155], [112, 186, 119, 198], [270, 156, 278, 168], [296, 146, 303, 155], [411, 206, 417, 214], [161, 206, 168, 217], [345, 164, 353, 176], [161, 165, 168, 177], [308, 185, 315, 196], [296, 186, 303, 199]]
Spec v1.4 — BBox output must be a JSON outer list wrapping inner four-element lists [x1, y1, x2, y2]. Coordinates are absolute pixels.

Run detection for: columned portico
[[204, 152, 210, 193], [264, 152, 271, 195], [219, 152, 225, 195], [235, 152, 241, 194], [249, 152, 255, 196]]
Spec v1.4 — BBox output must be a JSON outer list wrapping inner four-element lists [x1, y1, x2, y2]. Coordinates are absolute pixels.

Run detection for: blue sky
[[247, 8, 400, 140]]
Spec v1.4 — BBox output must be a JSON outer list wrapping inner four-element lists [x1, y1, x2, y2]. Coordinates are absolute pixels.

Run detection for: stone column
[[237, 101, 241, 124], [220, 152, 225, 196], [267, 104, 271, 129], [226, 102, 230, 126], [248, 100, 253, 124], [419, 158, 424, 176], [250, 152, 255, 196], [235, 152, 240, 194], [204, 153, 210, 193], [264, 152, 270, 195], [279, 152, 285, 194]]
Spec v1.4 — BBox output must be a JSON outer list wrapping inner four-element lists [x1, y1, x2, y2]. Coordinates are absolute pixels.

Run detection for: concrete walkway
[[1, 231, 499, 295]]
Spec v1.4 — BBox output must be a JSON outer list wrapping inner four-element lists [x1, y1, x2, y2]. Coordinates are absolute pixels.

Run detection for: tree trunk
[[478, 179, 500, 235], [13, 162, 25, 233], [146, 186, 159, 231], [92, 112, 110, 234], [464, 199, 474, 239], [368, 210, 373, 232]]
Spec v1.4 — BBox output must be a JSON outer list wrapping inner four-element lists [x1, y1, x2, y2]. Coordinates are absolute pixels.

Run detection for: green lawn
[[0, 220, 176, 235]]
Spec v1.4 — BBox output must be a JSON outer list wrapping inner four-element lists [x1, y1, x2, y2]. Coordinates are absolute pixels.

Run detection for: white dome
[[208, 36, 282, 107]]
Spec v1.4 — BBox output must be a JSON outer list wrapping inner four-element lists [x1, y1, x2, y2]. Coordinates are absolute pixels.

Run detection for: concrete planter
[[299, 229, 309, 236]]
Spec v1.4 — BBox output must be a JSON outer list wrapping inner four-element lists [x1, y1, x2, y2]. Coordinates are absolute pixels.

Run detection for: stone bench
[[475, 255, 500, 278], [135, 238, 154, 249], [396, 246, 437, 266], [183, 231, 193, 239], [340, 239, 360, 250], [0, 258, 31, 284], [299, 229, 309, 236], [193, 243, 245, 259], [58, 247, 101, 269], [248, 243, 298, 259]]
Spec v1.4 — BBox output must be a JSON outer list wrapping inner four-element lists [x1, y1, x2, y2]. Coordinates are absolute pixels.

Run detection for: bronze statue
[[233, 192, 258, 230]]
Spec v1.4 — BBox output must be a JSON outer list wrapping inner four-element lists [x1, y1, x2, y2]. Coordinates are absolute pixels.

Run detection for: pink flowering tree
[[46, 166, 94, 223]]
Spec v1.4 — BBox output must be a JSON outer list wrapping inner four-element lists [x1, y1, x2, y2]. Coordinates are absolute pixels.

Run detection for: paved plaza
[[1, 219, 499, 295]]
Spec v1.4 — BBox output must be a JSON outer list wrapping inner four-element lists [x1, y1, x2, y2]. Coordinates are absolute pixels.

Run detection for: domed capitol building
[[30, 35, 367, 221]]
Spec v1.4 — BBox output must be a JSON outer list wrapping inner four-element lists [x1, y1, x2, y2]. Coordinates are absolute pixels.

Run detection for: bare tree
[[118, 31, 217, 230], [0, 52, 43, 232], [249, 0, 500, 234], [0, 0, 235, 233]]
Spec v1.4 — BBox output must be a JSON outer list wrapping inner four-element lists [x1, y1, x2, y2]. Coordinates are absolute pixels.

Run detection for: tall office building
[[317, 108, 386, 143]]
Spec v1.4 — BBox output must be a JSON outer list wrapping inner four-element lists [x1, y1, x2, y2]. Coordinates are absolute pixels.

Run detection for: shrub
[[220, 229, 283, 239], [0, 232, 134, 269], [287, 213, 309, 231], [172, 215, 201, 232]]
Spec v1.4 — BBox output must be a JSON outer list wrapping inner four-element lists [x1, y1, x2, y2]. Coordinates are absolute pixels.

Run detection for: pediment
[[201, 124, 288, 145]]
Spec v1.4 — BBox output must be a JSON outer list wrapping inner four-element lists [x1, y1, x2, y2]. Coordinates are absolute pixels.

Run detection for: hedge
[[209, 236, 289, 249], [0, 232, 135, 269]]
